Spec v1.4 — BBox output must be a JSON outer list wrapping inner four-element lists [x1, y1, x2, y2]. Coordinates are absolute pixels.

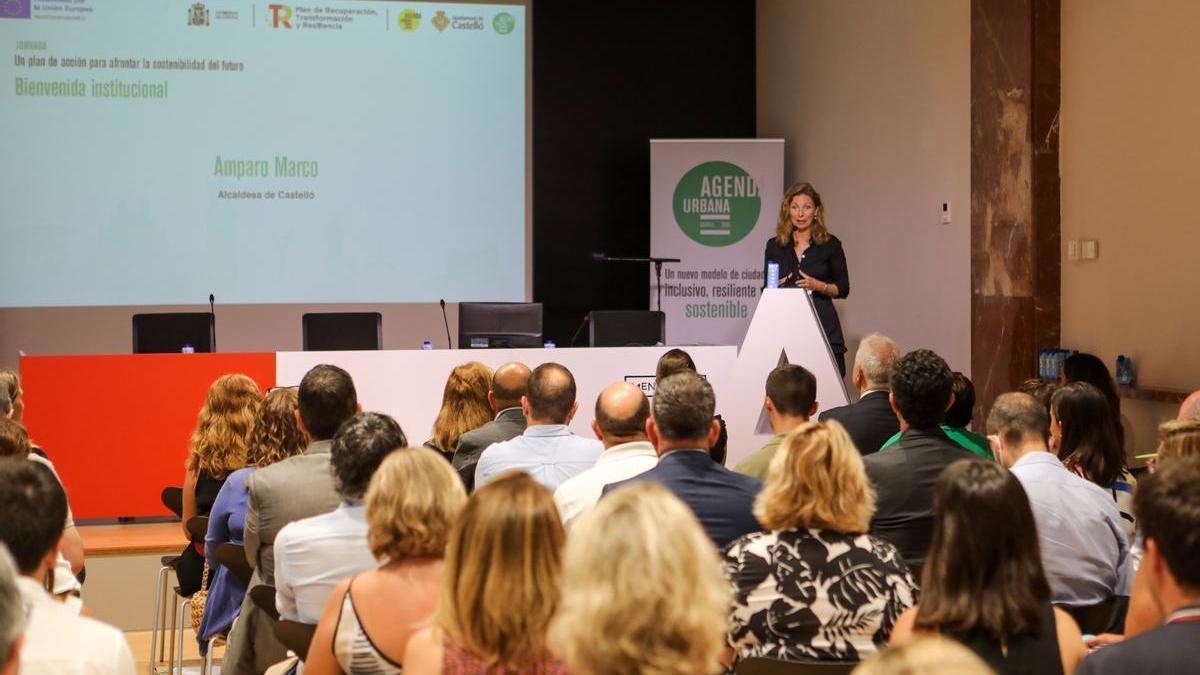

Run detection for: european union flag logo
[[1, 0, 32, 20]]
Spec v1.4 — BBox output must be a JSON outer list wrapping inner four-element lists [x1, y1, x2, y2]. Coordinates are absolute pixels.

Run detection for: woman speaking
[[763, 182, 850, 375]]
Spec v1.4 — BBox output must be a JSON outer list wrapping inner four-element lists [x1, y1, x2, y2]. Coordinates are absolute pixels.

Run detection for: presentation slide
[[0, 1, 526, 307]]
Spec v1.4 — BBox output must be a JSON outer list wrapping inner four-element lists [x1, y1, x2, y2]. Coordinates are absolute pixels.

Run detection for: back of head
[[298, 364, 358, 441], [188, 373, 263, 478], [0, 420, 31, 459], [986, 392, 1049, 455], [439, 471, 564, 669], [945, 373, 976, 428], [1052, 382, 1125, 486], [652, 372, 716, 442], [526, 362, 576, 424], [365, 447, 467, 561], [330, 412, 407, 503], [0, 368, 19, 421], [889, 349, 954, 429], [755, 420, 875, 533], [1134, 456, 1200, 592], [246, 388, 309, 468], [1179, 390, 1200, 422], [916, 459, 1049, 641], [490, 361, 530, 410], [1062, 353, 1120, 411], [0, 545, 22, 670], [0, 388, 9, 418], [1017, 378, 1058, 415], [765, 364, 817, 418], [854, 333, 900, 389], [655, 348, 696, 383], [852, 637, 994, 675], [550, 482, 728, 675], [0, 458, 67, 575], [594, 383, 650, 440], [432, 362, 494, 452], [1156, 419, 1200, 465]]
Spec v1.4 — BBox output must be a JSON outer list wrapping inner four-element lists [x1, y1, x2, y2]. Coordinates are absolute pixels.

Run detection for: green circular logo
[[672, 161, 761, 247], [493, 12, 515, 35], [397, 8, 421, 32]]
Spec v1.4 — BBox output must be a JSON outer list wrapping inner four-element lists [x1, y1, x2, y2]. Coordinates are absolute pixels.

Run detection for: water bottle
[[766, 262, 780, 289], [1039, 349, 1048, 379], [544, 340, 556, 349], [181, 343, 195, 354], [421, 340, 433, 351]]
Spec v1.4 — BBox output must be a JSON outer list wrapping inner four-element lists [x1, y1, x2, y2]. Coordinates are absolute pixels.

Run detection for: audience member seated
[[0, 368, 39, 457], [403, 471, 567, 675], [553, 382, 657, 530], [988, 393, 1131, 609], [863, 349, 975, 567], [452, 361, 530, 488], [604, 371, 762, 550], [0, 545, 22, 675], [1178, 389, 1200, 421], [852, 638, 994, 675], [890, 459, 1086, 674], [551, 482, 729, 675], [275, 412, 406, 624], [879, 372, 993, 460], [819, 332, 901, 455], [655, 348, 729, 464], [225, 364, 360, 675], [475, 362, 602, 490], [0, 419, 84, 600], [0, 459, 135, 675], [734, 364, 818, 478], [179, 374, 263, 596], [199, 387, 309, 651], [725, 421, 918, 664], [1051, 382, 1137, 537], [306, 447, 467, 675], [1154, 418, 1200, 464], [1076, 457, 1200, 674], [1061, 352, 1131, 453], [423, 362, 493, 461], [1018, 377, 1058, 415]]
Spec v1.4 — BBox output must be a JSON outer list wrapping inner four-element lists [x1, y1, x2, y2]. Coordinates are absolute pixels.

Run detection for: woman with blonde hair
[[424, 362, 493, 459], [551, 482, 729, 675], [725, 420, 917, 664], [404, 471, 567, 674], [852, 638, 995, 675], [198, 387, 307, 650], [762, 182, 850, 374], [306, 447, 468, 675], [178, 373, 262, 595], [1153, 418, 1200, 464]]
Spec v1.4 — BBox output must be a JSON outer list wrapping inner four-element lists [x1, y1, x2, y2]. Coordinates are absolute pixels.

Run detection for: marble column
[[971, 0, 1061, 420]]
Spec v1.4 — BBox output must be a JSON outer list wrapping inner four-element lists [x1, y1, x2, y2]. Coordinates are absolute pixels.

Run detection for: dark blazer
[[819, 390, 899, 455], [862, 427, 975, 567], [604, 449, 762, 551], [1077, 621, 1200, 675], [453, 407, 527, 470]]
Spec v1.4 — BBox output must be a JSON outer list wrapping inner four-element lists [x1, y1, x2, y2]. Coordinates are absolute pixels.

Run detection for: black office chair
[[588, 310, 666, 346], [275, 621, 318, 661], [216, 543, 254, 588], [133, 313, 215, 353], [735, 657, 858, 675], [1059, 597, 1118, 635], [250, 584, 281, 622], [161, 487, 184, 518], [302, 312, 382, 351]]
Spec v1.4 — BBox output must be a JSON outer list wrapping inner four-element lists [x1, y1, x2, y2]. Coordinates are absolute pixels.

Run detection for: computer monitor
[[588, 310, 666, 347], [132, 313, 215, 354], [458, 302, 543, 348], [302, 312, 382, 351]]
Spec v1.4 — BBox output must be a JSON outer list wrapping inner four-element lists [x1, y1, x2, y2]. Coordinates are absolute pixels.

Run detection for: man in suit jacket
[[223, 364, 359, 675], [1077, 457, 1200, 674], [862, 349, 974, 567], [452, 361, 530, 490], [605, 371, 761, 550], [819, 332, 900, 455]]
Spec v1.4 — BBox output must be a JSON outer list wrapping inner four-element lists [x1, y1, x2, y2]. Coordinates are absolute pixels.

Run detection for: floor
[[126, 628, 224, 675]]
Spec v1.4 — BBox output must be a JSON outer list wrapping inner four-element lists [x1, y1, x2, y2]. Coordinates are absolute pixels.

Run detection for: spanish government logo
[[432, 10, 449, 32], [492, 12, 515, 35], [397, 8, 421, 31], [672, 161, 761, 247], [1, 0, 31, 19], [188, 3, 210, 27]]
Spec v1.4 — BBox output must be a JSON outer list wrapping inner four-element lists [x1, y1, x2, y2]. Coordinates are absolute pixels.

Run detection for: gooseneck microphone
[[569, 312, 590, 347], [209, 293, 217, 352], [439, 299, 453, 349]]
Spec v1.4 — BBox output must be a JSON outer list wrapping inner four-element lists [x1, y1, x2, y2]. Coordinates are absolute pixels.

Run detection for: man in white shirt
[[554, 382, 658, 530], [0, 545, 23, 675], [0, 459, 134, 675], [274, 412, 406, 623]]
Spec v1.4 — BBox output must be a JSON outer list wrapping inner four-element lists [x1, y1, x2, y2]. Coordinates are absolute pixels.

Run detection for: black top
[[819, 390, 900, 455], [1077, 613, 1200, 675], [953, 604, 1064, 675], [763, 235, 850, 349]]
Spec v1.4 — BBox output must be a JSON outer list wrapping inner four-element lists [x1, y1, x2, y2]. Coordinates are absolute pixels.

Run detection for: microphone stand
[[593, 254, 681, 312]]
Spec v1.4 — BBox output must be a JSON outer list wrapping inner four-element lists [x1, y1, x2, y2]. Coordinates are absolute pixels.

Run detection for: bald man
[[553, 382, 658, 530], [1179, 390, 1200, 422], [453, 362, 531, 489]]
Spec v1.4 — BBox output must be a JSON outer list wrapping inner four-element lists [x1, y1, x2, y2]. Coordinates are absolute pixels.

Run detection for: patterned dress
[[723, 528, 918, 663]]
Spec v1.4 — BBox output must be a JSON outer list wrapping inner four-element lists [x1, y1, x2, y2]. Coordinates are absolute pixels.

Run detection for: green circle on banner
[[493, 12, 515, 34], [672, 161, 760, 247]]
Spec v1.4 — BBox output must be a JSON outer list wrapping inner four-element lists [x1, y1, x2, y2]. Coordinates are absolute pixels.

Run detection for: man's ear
[[520, 395, 531, 418], [591, 419, 603, 441], [566, 400, 579, 424], [809, 401, 819, 418], [294, 409, 310, 436], [945, 391, 956, 412], [355, 402, 363, 414], [646, 417, 662, 453], [707, 418, 721, 448], [764, 396, 776, 414], [487, 390, 498, 411], [889, 391, 900, 416]]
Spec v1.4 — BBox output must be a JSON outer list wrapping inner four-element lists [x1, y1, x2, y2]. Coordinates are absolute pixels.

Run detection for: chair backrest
[[185, 516, 209, 542], [249, 584, 281, 621], [1059, 597, 1117, 635], [275, 620, 317, 661], [735, 657, 858, 675], [588, 310, 666, 346], [216, 542, 254, 588], [457, 302, 543, 348], [301, 312, 382, 351], [133, 312, 215, 354], [161, 487, 183, 518]]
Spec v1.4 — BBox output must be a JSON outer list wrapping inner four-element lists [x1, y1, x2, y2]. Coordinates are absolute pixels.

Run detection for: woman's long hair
[[915, 460, 1050, 641], [187, 374, 262, 478], [1053, 382, 1126, 487], [430, 362, 493, 454], [245, 388, 308, 468], [774, 182, 830, 246], [436, 471, 564, 669], [1062, 352, 1124, 448]]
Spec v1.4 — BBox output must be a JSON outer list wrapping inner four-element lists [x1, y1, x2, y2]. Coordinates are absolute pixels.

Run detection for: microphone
[[568, 312, 590, 348], [209, 293, 217, 353], [439, 299, 453, 349], [591, 252, 608, 262]]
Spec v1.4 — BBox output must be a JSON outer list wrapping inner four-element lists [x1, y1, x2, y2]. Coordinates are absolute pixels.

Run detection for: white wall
[[756, 0, 972, 379]]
